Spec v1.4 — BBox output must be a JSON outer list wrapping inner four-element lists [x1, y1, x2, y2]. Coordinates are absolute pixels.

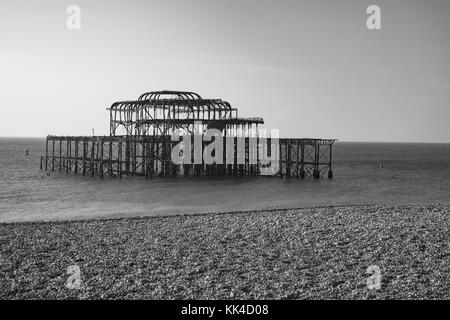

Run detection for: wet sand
[[1, 204, 449, 299]]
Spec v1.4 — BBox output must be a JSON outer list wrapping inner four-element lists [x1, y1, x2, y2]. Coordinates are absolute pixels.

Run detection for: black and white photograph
[[0, 0, 449, 308]]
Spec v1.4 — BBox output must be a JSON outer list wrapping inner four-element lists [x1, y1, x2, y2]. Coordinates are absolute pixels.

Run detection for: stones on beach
[[0, 204, 449, 299]]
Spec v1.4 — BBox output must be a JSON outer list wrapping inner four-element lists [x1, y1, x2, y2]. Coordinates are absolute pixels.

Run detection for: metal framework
[[41, 91, 336, 179], [109, 90, 262, 135]]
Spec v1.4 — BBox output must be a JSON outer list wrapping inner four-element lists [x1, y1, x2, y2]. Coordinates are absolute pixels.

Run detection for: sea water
[[1, 138, 449, 222]]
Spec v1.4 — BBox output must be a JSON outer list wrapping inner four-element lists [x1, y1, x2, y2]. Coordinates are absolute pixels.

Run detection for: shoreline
[[1, 204, 449, 299], [1, 203, 383, 226], [2, 201, 449, 226]]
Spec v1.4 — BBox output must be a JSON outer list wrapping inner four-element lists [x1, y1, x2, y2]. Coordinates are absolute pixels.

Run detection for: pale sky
[[0, 0, 449, 142]]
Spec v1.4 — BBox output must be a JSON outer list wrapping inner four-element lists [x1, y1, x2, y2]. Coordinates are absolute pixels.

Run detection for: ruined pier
[[40, 91, 336, 179]]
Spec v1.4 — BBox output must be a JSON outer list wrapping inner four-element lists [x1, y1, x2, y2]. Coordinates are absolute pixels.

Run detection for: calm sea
[[1, 138, 449, 223]]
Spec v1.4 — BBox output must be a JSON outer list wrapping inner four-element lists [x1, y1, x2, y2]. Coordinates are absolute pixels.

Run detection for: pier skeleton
[[40, 91, 336, 179]]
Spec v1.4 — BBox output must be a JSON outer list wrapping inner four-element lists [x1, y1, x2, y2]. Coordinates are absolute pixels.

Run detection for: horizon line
[[0, 136, 449, 144]]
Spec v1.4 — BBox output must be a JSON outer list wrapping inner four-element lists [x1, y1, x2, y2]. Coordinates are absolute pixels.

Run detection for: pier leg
[[59, 140, 62, 172], [82, 140, 86, 176], [100, 139, 104, 179], [45, 137, 48, 170], [66, 139, 70, 173], [118, 141, 123, 178], [133, 138, 137, 174], [142, 139, 146, 176], [74, 140, 79, 174], [91, 139, 95, 177], [328, 144, 333, 179], [296, 140, 300, 178], [313, 144, 319, 179], [109, 139, 113, 176], [150, 138, 154, 178], [300, 143, 305, 178], [52, 140, 55, 172], [279, 140, 283, 178], [286, 139, 291, 178], [144, 140, 149, 179]]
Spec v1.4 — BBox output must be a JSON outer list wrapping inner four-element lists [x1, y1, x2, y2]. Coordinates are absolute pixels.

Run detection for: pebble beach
[[1, 204, 449, 299]]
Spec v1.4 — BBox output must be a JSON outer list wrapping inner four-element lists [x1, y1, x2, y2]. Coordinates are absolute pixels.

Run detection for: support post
[[118, 141, 123, 178], [300, 143, 305, 178], [59, 140, 62, 172], [286, 139, 291, 178], [296, 140, 300, 178], [66, 139, 70, 173], [328, 144, 333, 179], [52, 139, 55, 172], [82, 139, 86, 176], [313, 144, 320, 179], [45, 137, 48, 170], [74, 139, 79, 174], [109, 138, 113, 176], [100, 138, 104, 179], [91, 139, 95, 177]]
